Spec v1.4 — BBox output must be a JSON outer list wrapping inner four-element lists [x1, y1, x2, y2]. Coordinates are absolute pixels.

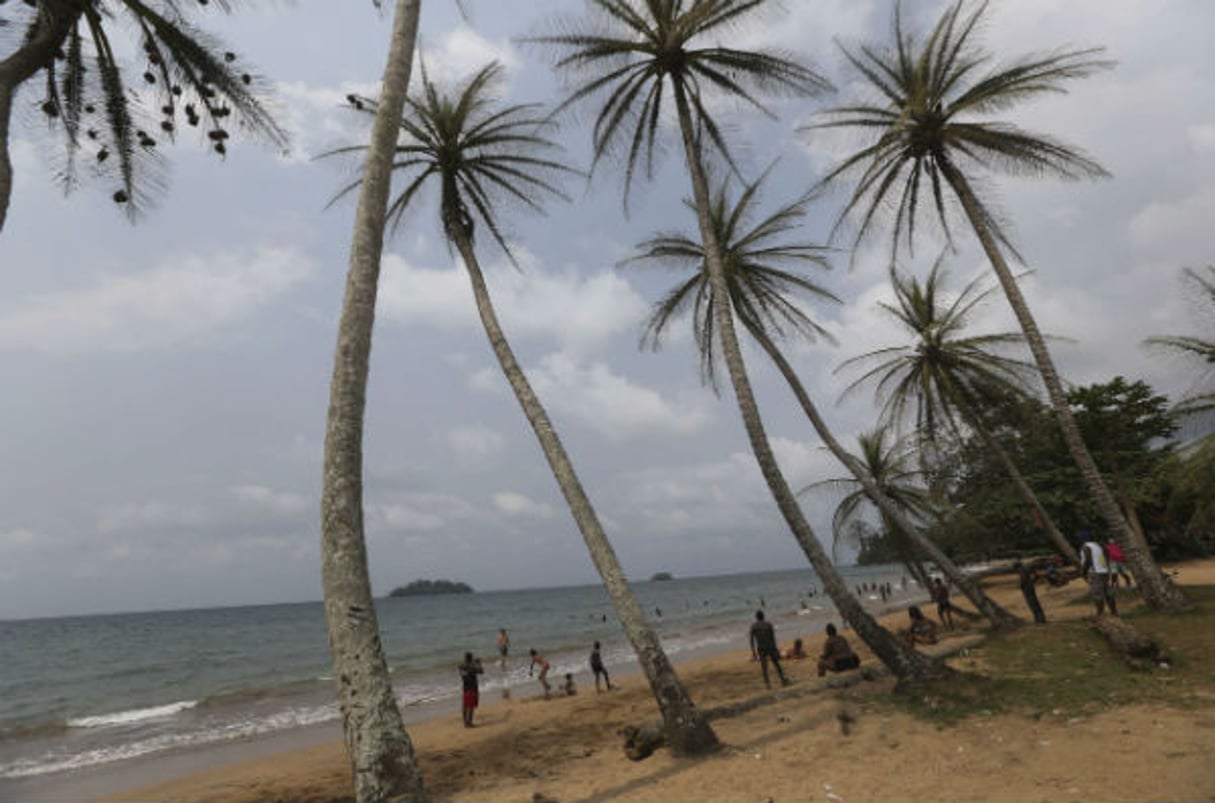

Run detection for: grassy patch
[[871, 584, 1215, 726]]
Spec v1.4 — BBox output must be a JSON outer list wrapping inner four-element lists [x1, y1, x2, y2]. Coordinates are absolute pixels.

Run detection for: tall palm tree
[[330, 62, 719, 756], [1145, 265, 1215, 416], [320, 1, 429, 801], [0, 0, 286, 232], [838, 260, 1079, 564], [540, 0, 954, 680], [801, 428, 937, 589], [625, 173, 1017, 629], [811, 0, 1188, 610]]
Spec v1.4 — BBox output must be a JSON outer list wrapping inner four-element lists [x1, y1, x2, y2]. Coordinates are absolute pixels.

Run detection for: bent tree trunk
[[754, 332, 1021, 630], [0, 2, 81, 233], [671, 82, 950, 682], [452, 235, 718, 756], [943, 162, 1190, 612], [320, 2, 428, 802], [958, 398, 1079, 565]]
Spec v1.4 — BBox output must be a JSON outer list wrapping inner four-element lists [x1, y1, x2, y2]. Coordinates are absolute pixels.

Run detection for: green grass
[[870, 584, 1215, 726]]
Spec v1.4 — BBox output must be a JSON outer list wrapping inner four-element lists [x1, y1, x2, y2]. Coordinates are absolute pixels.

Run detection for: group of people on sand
[[748, 610, 862, 688], [459, 628, 614, 727]]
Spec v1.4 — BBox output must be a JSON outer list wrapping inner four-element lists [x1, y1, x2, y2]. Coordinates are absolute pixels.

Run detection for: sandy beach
[[49, 561, 1215, 802]]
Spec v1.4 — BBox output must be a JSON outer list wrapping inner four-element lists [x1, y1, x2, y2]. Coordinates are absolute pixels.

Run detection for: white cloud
[[274, 80, 380, 162], [0, 247, 314, 353], [229, 485, 310, 516], [448, 425, 506, 467], [419, 26, 520, 87], [377, 253, 649, 352], [1129, 185, 1215, 257], [1186, 124, 1215, 155], [97, 501, 210, 535], [492, 491, 555, 519], [528, 352, 713, 440]]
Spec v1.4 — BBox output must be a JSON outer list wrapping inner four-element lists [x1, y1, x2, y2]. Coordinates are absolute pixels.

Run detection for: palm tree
[[811, 0, 1188, 610], [320, 1, 429, 801], [1145, 265, 1215, 415], [540, 0, 953, 680], [802, 428, 937, 589], [0, 0, 286, 232], [838, 260, 1079, 564], [625, 173, 1017, 629], [330, 62, 719, 756]]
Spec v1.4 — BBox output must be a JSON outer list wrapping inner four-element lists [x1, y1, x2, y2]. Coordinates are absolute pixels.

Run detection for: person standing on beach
[[589, 641, 612, 692], [458, 652, 484, 727], [496, 628, 510, 669], [1080, 532, 1118, 616], [932, 578, 955, 630], [748, 610, 789, 688], [528, 648, 551, 698], [1015, 561, 1047, 624]]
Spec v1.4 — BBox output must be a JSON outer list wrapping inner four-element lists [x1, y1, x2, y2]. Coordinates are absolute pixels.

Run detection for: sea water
[[0, 565, 916, 784]]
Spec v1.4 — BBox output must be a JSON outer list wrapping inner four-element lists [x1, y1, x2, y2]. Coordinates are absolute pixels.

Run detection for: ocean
[[0, 564, 918, 788]]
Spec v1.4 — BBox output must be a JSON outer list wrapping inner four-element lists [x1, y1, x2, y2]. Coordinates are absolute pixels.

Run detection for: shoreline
[[3, 585, 931, 803]]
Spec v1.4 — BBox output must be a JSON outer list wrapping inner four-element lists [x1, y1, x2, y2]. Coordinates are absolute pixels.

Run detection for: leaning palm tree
[[0, 0, 286, 232], [811, 0, 1188, 609], [625, 173, 1017, 629], [1145, 265, 1215, 416], [320, 1, 429, 801], [802, 428, 938, 589], [838, 260, 1079, 564], [329, 62, 719, 756], [540, 0, 953, 680]]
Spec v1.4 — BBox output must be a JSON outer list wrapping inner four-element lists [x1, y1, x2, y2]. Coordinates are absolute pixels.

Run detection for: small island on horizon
[[388, 579, 474, 597], [650, 571, 674, 582]]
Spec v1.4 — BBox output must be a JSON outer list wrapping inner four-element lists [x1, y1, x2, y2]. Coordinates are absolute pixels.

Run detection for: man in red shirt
[[1105, 540, 1133, 589]]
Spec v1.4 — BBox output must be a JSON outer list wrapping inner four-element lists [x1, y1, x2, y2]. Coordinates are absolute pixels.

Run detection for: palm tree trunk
[[450, 233, 718, 756], [942, 161, 1190, 611], [958, 399, 1079, 565], [671, 82, 950, 682], [0, 2, 80, 233], [319, 2, 428, 802], [753, 331, 1021, 630]]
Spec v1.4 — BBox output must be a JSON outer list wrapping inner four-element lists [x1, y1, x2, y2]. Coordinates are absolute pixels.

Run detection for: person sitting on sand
[[817, 623, 860, 677], [784, 638, 807, 660], [902, 605, 938, 647], [561, 672, 577, 696], [589, 640, 612, 692], [528, 648, 551, 698], [749, 610, 790, 689], [458, 652, 483, 727]]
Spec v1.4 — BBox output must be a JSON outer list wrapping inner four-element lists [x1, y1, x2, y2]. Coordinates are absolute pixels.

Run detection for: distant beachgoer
[[817, 623, 860, 676], [528, 648, 552, 697], [561, 672, 577, 696], [932, 578, 955, 630], [760, 596, 766, 609], [903, 605, 938, 647], [655, 607, 662, 618], [1080, 532, 1118, 616], [784, 638, 807, 660], [458, 652, 484, 727], [1105, 540, 1132, 589], [1015, 561, 1046, 624], [749, 610, 789, 689], [589, 640, 612, 692], [496, 628, 510, 669]]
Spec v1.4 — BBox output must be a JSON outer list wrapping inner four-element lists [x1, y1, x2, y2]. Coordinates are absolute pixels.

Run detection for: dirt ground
[[107, 561, 1215, 803]]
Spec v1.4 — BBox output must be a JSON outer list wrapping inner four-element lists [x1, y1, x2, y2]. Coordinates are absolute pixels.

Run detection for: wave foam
[[66, 700, 198, 729]]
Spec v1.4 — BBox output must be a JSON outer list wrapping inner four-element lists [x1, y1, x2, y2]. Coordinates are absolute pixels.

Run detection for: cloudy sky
[[1, 1, 1211, 620]]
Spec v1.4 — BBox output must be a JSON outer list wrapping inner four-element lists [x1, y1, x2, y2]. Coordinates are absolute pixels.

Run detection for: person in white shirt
[[1079, 531, 1118, 616]]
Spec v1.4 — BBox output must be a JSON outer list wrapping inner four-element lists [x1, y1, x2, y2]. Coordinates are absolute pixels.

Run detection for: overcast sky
[[1, 0, 1211, 620]]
